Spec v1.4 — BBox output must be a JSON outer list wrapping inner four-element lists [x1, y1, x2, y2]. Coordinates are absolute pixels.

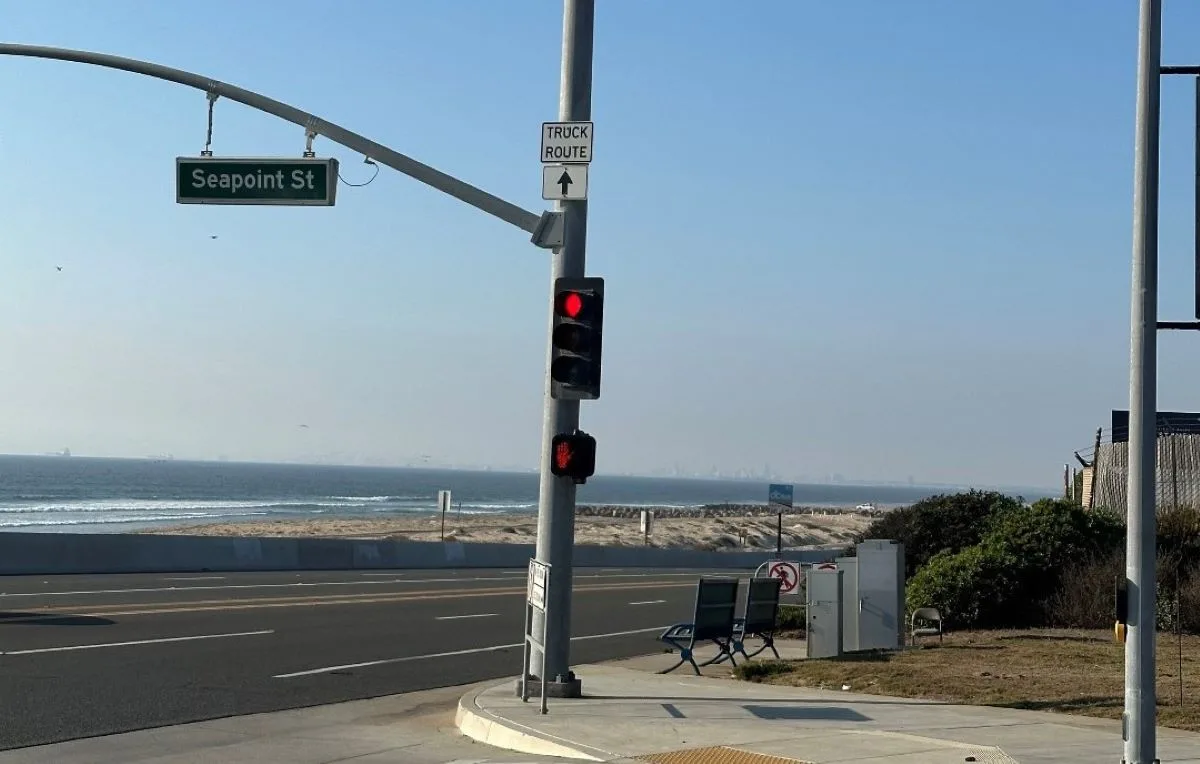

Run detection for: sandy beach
[[141, 504, 874, 551]]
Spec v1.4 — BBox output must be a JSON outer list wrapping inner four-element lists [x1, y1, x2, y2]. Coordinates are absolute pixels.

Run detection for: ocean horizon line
[[0, 452, 1056, 495]]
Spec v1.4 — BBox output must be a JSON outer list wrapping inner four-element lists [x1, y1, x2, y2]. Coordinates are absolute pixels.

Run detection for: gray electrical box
[[855, 539, 905, 651], [805, 568, 844, 659], [835, 556, 859, 653]]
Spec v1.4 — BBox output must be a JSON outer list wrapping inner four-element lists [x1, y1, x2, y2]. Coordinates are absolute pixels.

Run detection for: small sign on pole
[[542, 164, 588, 201], [527, 558, 548, 612], [767, 560, 802, 596], [538, 121, 593, 203], [540, 121, 594, 164], [768, 483, 794, 509], [521, 559, 551, 714], [438, 490, 452, 541]]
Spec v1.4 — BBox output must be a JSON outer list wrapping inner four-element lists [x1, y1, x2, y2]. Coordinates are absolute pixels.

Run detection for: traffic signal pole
[[1125, 1, 1161, 761], [530, 0, 594, 698]]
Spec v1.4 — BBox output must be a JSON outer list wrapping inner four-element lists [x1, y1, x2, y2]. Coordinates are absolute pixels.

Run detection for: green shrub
[[906, 498, 1124, 629], [1157, 505, 1200, 585], [854, 490, 1025, 579], [905, 545, 1020, 629], [1045, 548, 1123, 629], [776, 604, 805, 633], [1177, 573, 1200, 633]]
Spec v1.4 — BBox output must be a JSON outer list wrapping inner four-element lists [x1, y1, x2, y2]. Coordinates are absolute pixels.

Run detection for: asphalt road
[[0, 566, 729, 750]]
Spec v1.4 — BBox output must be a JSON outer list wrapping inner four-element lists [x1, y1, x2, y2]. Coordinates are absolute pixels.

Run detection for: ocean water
[[0, 455, 976, 533]]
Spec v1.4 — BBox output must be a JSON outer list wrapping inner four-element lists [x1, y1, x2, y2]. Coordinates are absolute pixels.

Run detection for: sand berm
[[140, 504, 875, 551]]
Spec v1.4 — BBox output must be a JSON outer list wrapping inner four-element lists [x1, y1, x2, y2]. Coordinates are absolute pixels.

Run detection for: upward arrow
[[557, 170, 573, 197]]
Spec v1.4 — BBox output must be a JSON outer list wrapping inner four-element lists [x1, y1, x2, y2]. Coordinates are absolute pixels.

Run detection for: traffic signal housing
[[550, 430, 597, 484], [550, 276, 604, 400]]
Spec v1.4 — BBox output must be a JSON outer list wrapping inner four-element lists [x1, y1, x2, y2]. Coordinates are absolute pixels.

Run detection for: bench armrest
[[660, 623, 694, 641]]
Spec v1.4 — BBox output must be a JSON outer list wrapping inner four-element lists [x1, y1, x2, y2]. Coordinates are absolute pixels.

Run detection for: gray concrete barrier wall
[[0, 531, 841, 577]]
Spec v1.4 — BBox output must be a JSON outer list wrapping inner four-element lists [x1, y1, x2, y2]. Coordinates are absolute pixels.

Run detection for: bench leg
[[763, 634, 780, 659], [658, 639, 701, 675], [739, 635, 779, 660], [657, 654, 687, 675], [699, 639, 737, 668], [732, 638, 748, 661]]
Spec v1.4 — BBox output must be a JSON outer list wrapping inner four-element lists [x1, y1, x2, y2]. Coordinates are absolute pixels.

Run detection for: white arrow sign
[[542, 164, 588, 201]]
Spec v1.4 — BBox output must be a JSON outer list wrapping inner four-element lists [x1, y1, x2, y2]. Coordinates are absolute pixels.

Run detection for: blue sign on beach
[[768, 483, 794, 508]]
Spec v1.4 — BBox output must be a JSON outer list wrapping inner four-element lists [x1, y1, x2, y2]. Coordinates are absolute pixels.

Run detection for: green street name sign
[[176, 157, 339, 206]]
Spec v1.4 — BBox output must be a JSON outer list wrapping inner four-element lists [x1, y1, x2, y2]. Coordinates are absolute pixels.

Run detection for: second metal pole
[[531, 0, 595, 698], [1125, 1, 1161, 761]]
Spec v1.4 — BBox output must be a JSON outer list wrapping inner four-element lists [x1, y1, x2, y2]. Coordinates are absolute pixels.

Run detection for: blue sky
[[0, 0, 1196, 489]]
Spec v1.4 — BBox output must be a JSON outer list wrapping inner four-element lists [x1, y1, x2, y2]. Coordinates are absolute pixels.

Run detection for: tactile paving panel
[[957, 750, 1021, 763], [636, 746, 813, 764]]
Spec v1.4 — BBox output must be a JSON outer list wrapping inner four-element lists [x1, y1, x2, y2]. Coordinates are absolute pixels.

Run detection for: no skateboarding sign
[[767, 560, 801, 595]]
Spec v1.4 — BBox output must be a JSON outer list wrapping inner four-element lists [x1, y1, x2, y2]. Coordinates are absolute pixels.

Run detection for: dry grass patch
[[736, 629, 1200, 731]]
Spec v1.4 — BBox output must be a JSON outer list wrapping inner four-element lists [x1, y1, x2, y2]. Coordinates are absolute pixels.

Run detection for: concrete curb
[[454, 683, 611, 762]]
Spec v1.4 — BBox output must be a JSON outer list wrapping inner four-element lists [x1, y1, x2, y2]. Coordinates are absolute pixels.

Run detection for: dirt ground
[[737, 628, 1200, 731]]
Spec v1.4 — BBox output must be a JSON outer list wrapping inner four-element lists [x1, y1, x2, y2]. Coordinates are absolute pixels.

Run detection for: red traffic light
[[556, 290, 588, 319], [550, 276, 604, 401], [562, 292, 584, 318]]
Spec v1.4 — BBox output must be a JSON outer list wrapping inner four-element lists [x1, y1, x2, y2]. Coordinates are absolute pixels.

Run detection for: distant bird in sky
[[55, 266, 62, 271], [299, 424, 309, 429], [210, 235, 218, 240]]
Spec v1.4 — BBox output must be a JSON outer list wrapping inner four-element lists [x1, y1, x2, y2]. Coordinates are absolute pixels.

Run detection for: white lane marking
[[0, 572, 702, 599], [629, 599, 666, 605], [2, 629, 274, 656], [162, 576, 227, 581], [273, 625, 667, 679], [436, 613, 499, 621]]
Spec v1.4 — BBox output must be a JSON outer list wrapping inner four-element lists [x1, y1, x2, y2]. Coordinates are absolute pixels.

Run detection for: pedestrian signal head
[[550, 430, 597, 484]]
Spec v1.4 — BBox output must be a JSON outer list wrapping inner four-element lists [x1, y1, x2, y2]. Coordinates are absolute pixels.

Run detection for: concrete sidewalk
[[0, 684, 578, 764], [456, 653, 1200, 763]]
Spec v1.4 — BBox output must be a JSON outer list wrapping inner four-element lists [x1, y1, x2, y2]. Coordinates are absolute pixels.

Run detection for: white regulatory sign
[[767, 560, 802, 595], [542, 164, 589, 201], [527, 559, 549, 612], [541, 121, 593, 164]]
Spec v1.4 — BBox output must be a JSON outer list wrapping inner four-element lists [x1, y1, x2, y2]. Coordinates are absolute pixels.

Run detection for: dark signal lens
[[551, 356, 589, 385], [553, 323, 588, 352]]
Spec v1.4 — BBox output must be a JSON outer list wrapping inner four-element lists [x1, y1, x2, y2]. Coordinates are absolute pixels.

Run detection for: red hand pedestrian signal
[[554, 441, 573, 472], [550, 430, 596, 484]]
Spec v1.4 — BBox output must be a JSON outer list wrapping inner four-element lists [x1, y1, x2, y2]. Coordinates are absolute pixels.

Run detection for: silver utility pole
[[1125, 1, 1162, 762], [530, 0, 594, 698]]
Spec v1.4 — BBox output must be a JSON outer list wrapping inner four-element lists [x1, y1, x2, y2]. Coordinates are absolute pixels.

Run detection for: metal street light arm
[[0, 43, 558, 243]]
